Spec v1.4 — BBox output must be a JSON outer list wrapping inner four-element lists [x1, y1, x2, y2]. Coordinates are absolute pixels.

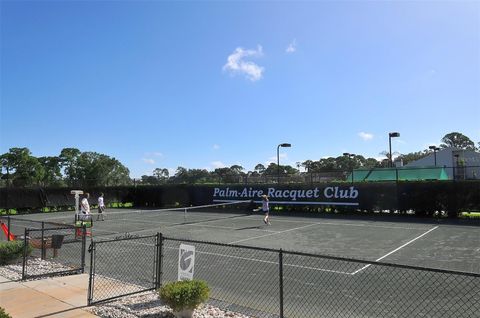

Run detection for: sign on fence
[[178, 244, 195, 281]]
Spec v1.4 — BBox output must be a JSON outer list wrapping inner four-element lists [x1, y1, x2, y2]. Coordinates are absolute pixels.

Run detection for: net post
[[184, 208, 187, 222]]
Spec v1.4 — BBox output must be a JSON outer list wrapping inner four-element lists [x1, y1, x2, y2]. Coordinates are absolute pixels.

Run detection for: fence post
[[87, 240, 95, 305], [279, 249, 284, 318], [155, 233, 163, 290], [22, 228, 28, 280], [81, 225, 87, 273], [41, 222, 45, 260]]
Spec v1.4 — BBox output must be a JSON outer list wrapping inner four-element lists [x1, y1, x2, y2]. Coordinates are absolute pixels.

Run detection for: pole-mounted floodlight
[[429, 145, 440, 166], [277, 143, 292, 184], [388, 132, 400, 167]]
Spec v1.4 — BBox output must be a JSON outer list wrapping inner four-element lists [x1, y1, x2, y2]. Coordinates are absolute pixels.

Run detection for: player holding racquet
[[261, 195, 271, 225]]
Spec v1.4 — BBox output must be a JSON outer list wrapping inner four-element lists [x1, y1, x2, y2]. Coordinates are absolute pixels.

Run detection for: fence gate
[[87, 233, 161, 305]]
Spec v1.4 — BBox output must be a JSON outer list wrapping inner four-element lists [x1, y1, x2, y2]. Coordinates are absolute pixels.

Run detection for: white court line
[[189, 223, 278, 233], [260, 217, 431, 231], [313, 221, 429, 231], [351, 226, 439, 275], [228, 223, 319, 244], [164, 246, 352, 275], [103, 241, 352, 275], [95, 226, 440, 277], [17, 211, 426, 231]]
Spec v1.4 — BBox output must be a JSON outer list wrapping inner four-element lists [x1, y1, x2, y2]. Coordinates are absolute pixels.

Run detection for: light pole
[[277, 143, 291, 184], [429, 146, 440, 166], [388, 132, 400, 167]]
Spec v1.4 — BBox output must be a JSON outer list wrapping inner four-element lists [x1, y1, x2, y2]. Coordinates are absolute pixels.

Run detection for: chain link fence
[[87, 234, 161, 304], [22, 226, 86, 280], [87, 234, 480, 317], [0, 216, 87, 280]]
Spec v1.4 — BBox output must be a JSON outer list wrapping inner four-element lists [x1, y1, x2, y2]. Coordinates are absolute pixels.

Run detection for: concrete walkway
[[0, 274, 98, 318]]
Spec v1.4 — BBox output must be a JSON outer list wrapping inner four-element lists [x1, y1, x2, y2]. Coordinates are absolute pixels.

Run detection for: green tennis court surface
[[4, 206, 479, 273]]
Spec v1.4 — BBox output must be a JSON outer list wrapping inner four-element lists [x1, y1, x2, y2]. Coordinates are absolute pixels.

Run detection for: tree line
[[0, 148, 130, 187], [1, 132, 478, 187]]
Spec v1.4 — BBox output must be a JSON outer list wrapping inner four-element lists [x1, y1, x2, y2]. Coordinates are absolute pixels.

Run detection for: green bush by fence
[[0, 240, 32, 265]]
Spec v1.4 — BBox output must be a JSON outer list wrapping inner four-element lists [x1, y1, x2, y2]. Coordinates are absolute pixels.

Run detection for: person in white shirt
[[262, 195, 271, 225], [80, 193, 91, 220], [97, 193, 106, 221]]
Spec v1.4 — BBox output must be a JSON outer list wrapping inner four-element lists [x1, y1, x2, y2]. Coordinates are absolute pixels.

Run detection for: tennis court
[[3, 203, 480, 317], [5, 203, 480, 273]]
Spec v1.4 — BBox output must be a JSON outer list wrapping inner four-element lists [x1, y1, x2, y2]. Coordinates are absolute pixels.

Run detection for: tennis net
[[84, 200, 253, 238]]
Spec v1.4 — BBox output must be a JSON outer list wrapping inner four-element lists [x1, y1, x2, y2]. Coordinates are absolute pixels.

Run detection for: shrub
[[0, 307, 12, 318], [159, 280, 210, 312], [0, 240, 32, 265]]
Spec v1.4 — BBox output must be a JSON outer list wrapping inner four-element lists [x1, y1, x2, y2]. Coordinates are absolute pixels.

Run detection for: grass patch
[[0, 209, 17, 215], [108, 202, 133, 208], [460, 211, 480, 218]]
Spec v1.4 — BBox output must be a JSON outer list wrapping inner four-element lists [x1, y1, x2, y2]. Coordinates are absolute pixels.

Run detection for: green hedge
[[159, 280, 210, 312], [0, 307, 12, 318], [0, 240, 31, 265]]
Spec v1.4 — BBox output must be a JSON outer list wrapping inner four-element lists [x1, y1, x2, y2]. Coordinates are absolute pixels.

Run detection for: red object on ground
[[75, 227, 92, 237], [1, 222, 16, 241]]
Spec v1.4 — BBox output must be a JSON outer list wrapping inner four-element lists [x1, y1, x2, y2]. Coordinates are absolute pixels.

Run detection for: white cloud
[[358, 132, 374, 141], [145, 152, 163, 157], [211, 161, 226, 169], [223, 45, 264, 81], [286, 39, 297, 53], [213, 144, 220, 150], [143, 158, 155, 164]]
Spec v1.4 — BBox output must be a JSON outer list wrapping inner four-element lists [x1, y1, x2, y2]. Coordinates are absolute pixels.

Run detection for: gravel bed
[[0, 261, 255, 317], [0, 257, 74, 280], [88, 291, 253, 318]]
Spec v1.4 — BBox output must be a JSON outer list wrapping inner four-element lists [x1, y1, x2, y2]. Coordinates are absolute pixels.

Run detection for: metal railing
[[87, 234, 480, 317]]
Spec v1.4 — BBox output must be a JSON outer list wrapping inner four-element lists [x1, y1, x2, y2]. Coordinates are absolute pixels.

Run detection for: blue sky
[[1, 1, 479, 178]]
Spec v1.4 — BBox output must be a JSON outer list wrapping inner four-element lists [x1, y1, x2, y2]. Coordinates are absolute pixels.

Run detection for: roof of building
[[347, 166, 449, 182]]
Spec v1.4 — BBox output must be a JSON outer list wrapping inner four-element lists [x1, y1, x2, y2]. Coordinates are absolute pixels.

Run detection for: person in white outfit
[[80, 193, 91, 220], [97, 193, 106, 221], [262, 195, 270, 225]]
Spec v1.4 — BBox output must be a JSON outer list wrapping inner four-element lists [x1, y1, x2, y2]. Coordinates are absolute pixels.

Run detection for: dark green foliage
[[159, 280, 210, 312], [0, 240, 31, 265], [0, 307, 12, 318], [440, 132, 476, 150]]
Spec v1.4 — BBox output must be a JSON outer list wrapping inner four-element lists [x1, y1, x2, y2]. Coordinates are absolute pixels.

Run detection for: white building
[[405, 148, 480, 180]]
